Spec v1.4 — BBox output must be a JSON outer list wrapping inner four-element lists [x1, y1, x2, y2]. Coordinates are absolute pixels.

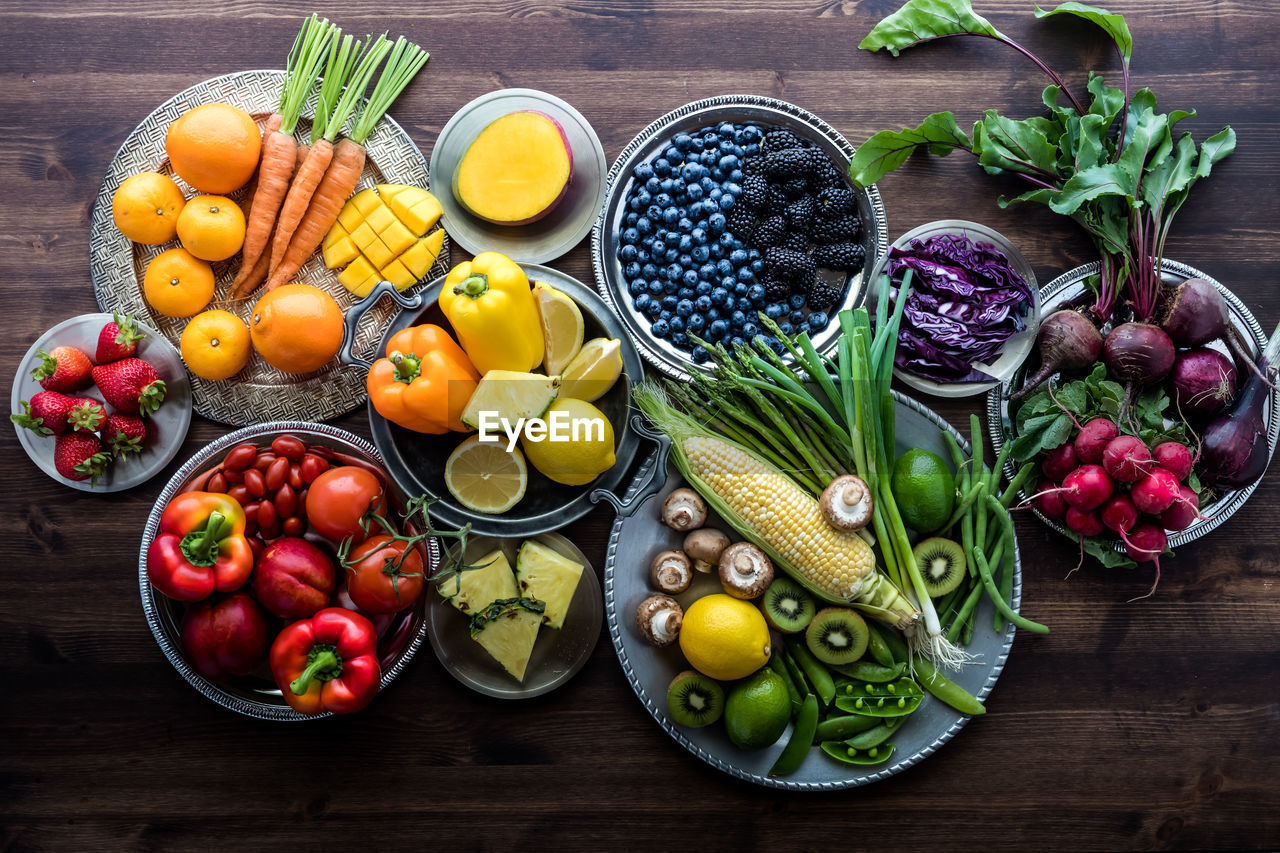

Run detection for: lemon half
[[444, 435, 528, 514]]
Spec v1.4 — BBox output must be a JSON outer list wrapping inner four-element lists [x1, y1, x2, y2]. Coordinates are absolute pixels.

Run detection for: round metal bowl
[[139, 421, 438, 720], [987, 259, 1278, 549], [866, 219, 1041, 398], [339, 267, 649, 538], [591, 94, 889, 381]]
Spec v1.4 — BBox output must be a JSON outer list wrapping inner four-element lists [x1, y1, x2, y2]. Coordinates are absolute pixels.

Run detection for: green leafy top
[[859, 0, 1003, 54]]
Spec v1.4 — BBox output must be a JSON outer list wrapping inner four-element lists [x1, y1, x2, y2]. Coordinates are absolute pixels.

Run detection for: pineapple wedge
[[437, 548, 518, 615], [470, 598, 544, 682], [515, 540, 584, 630]]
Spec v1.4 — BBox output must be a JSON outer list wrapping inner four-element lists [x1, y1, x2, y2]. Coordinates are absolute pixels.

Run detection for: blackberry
[[763, 276, 792, 302], [763, 129, 803, 153], [811, 161, 844, 189], [752, 215, 788, 249], [784, 231, 809, 252], [726, 206, 758, 240], [807, 279, 843, 310], [780, 177, 809, 199], [810, 214, 862, 244], [815, 186, 856, 216], [784, 196, 815, 232], [766, 247, 817, 293], [764, 185, 790, 214], [739, 174, 768, 209], [742, 156, 766, 177], [765, 148, 813, 181], [813, 242, 866, 272]]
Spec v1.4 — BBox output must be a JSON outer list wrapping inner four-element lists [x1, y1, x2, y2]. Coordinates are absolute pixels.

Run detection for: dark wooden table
[[3, 2, 1278, 850]]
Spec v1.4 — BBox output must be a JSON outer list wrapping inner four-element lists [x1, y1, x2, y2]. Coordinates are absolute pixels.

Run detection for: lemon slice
[[533, 281, 585, 376], [558, 338, 623, 402], [444, 435, 528, 514], [461, 370, 560, 431]]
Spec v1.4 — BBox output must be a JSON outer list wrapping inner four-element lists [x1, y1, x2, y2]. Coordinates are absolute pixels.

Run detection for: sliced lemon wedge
[[533, 281, 585, 377], [558, 338, 623, 402]]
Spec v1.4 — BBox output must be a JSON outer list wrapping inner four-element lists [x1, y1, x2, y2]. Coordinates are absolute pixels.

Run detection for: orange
[[143, 248, 216, 317], [112, 172, 186, 244], [250, 283, 344, 374], [176, 195, 246, 262], [165, 103, 261, 194], [180, 309, 251, 380]]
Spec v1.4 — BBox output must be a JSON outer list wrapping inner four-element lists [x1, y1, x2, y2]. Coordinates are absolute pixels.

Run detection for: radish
[[1130, 467, 1181, 515], [1159, 485, 1201, 532], [1041, 442, 1078, 482], [1121, 523, 1168, 599], [1162, 277, 1275, 386], [1100, 494, 1139, 534], [1010, 309, 1104, 401], [1064, 506, 1104, 537], [1060, 464, 1114, 511], [1032, 480, 1068, 520], [1171, 348, 1237, 419], [1074, 418, 1119, 464], [1102, 435, 1153, 483], [1152, 441, 1193, 482]]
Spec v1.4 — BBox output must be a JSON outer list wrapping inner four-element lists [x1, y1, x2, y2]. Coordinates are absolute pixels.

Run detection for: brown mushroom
[[660, 488, 707, 531], [717, 542, 774, 600], [683, 528, 730, 573], [649, 550, 694, 594], [820, 474, 874, 531], [635, 594, 683, 646]]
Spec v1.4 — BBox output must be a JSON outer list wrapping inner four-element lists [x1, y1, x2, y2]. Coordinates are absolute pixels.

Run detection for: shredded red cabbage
[[885, 232, 1033, 383]]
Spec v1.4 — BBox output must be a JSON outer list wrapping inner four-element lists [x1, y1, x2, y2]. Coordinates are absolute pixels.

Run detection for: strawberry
[[95, 312, 145, 363], [54, 431, 111, 485], [101, 412, 146, 457], [10, 391, 104, 436], [92, 357, 166, 416], [31, 346, 93, 392]]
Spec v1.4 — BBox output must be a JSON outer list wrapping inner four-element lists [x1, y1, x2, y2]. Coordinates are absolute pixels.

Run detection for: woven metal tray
[[90, 70, 449, 426]]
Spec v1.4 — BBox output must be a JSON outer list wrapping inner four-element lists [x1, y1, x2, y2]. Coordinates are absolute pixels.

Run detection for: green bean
[[935, 585, 965, 627], [990, 439, 1013, 494], [942, 430, 967, 480], [842, 715, 906, 750], [941, 480, 986, 534], [770, 649, 803, 711], [814, 714, 881, 743], [788, 640, 835, 707], [769, 694, 819, 777], [1000, 461, 1037, 509], [990, 493, 1019, 633], [865, 622, 896, 667], [830, 660, 907, 683], [961, 616, 975, 646], [945, 582, 985, 643], [820, 741, 896, 766], [974, 545, 1049, 634]]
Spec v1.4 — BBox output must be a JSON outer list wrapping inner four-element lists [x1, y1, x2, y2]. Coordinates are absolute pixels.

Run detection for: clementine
[[165, 103, 261, 194], [112, 172, 186, 244], [176, 195, 246, 262], [181, 309, 251, 380], [250, 283, 343, 374], [143, 248, 216, 317]]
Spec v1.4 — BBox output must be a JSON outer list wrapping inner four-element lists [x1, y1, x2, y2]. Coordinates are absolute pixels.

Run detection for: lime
[[520, 397, 616, 486], [558, 338, 623, 402], [533, 281, 584, 376], [678, 593, 772, 681], [444, 435, 528, 514], [461, 370, 559, 431], [723, 668, 792, 751], [890, 448, 956, 534]]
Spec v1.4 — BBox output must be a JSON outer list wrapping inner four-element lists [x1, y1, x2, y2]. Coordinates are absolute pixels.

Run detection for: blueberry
[[750, 259, 764, 274], [653, 158, 671, 177], [665, 263, 682, 281], [729, 169, 744, 182], [633, 293, 651, 311], [634, 162, 655, 181], [689, 135, 705, 152], [682, 269, 700, 287], [652, 318, 671, 338], [618, 244, 638, 263], [664, 280, 679, 295], [680, 162, 702, 181], [714, 258, 733, 276], [735, 296, 753, 312], [623, 261, 641, 279], [695, 294, 713, 311], [628, 278, 647, 296], [724, 181, 742, 197], [671, 331, 689, 348], [742, 321, 760, 338], [734, 282, 749, 296], [742, 125, 763, 142], [636, 216, 653, 235], [664, 146, 683, 164], [695, 281, 713, 297], [789, 293, 806, 310], [710, 287, 731, 307], [700, 149, 719, 166], [737, 267, 755, 284], [709, 319, 730, 338], [747, 248, 762, 261], [664, 248, 679, 263], [637, 189, 654, 207], [712, 168, 726, 182], [718, 233, 736, 249], [718, 138, 736, 153], [641, 262, 658, 279], [673, 132, 693, 151], [730, 309, 747, 327], [699, 262, 718, 281], [706, 307, 722, 321], [651, 239, 666, 256], [730, 335, 746, 349], [686, 183, 704, 202], [644, 300, 663, 318], [790, 309, 805, 325], [621, 227, 639, 245], [662, 208, 680, 225], [798, 321, 813, 336], [661, 294, 678, 309], [691, 245, 710, 263], [778, 321, 794, 336], [646, 205, 663, 221], [692, 346, 710, 364], [709, 244, 725, 260], [687, 314, 706, 332], [765, 303, 786, 319], [708, 187, 723, 202], [674, 298, 695, 317], [654, 193, 673, 210], [718, 193, 736, 211], [744, 143, 760, 156], [668, 316, 686, 333], [702, 132, 718, 147], [719, 154, 740, 172], [729, 248, 749, 266], [636, 248, 651, 264], [676, 252, 691, 267], [690, 227, 708, 245], [699, 176, 715, 192], [678, 235, 693, 253], [647, 280, 664, 295], [670, 178, 686, 196], [747, 283, 766, 303], [808, 311, 830, 330], [709, 212, 727, 234], [660, 310, 673, 322], [717, 121, 736, 136]]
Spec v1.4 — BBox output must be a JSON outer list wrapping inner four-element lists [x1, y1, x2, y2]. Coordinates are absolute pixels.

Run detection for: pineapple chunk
[[515, 540, 584, 630], [438, 548, 518, 615], [470, 598, 543, 682]]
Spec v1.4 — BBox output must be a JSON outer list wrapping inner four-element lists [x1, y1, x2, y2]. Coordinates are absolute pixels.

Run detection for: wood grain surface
[[2, 2, 1278, 851]]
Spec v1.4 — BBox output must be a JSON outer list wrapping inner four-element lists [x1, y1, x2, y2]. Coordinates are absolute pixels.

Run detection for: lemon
[[534, 281, 584, 376], [558, 338, 623, 402], [890, 448, 956, 534], [679, 594, 771, 681], [461, 370, 559, 431], [520, 398, 616, 486], [444, 435, 528, 514], [723, 669, 792, 751]]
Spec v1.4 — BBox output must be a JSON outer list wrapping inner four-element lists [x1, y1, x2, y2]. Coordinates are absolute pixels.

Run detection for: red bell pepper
[[147, 491, 254, 602], [270, 608, 381, 715]]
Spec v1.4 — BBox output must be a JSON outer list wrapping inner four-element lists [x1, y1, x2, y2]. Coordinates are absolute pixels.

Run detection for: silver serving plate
[[139, 421, 438, 720], [987, 260, 1278, 549], [591, 95, 889, 381], [91, 70, 449, 426], [605, 394, 1019, 790]]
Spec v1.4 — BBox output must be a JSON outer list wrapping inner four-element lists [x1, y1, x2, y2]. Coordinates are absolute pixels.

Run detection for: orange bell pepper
[[366, 324, 480, 433]]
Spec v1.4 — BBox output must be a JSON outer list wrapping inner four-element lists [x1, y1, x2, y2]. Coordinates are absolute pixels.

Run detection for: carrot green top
[[279, 14, 333, 136], [351, 37, 431, 145]]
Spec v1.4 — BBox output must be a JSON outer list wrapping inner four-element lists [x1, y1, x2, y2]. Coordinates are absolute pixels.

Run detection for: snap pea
[[787, 640, 836, 707], [820, 741, 896, 766], [770, 652, 803, 712], [878, 629, 986, 716], [769, 694, 819, 777], [843, 715, 905, 750], [830, 660, 907, 684], [833, 677, 924, 717], [974, 543, 1049, 635], [864, 622, 896, 668], [814, 713, 881, 743], [779, 646, 811, 699]]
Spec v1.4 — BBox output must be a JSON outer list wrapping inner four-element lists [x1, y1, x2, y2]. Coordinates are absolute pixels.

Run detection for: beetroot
[[1061, 464, 1114, 511], [1065, 506, 1104, 537], [1074, 418, 1119, 464], [1100, 494, 1139, 534], [1010, 309, 1104, 400], [1171, 348, 1237, 418], [1104, 322, 1176, 385], [1162, 277, 1273, 386], [1102, 435, 1154, 483], [1159, 485, 1201, 532], [1130, 467, 1181, 515], [1032, 480, 1068, 520], [1041, 442, 1078, 482], [1152, 441, 1193, 482]]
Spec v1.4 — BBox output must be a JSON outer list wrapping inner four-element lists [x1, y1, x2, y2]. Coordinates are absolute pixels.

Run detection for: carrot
[[266, 37, 430, 292], [232, 15, 332, 299], [294, 143, 310, 173]]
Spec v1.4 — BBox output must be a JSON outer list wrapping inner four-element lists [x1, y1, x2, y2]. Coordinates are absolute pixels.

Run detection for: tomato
[[304, 466, 386, 545], [344, 534, 425, 614]]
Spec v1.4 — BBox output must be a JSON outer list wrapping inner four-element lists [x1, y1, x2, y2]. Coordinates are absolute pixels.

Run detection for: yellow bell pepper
[[439, 252, 543, 374], [366, 325, 481, 434]]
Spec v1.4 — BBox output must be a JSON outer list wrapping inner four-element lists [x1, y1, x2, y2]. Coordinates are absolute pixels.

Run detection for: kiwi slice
[[667, 670, 725, 728], [804, 608, 869, 666], [912, 537, 966, 598], [761, 577, 817, 634]]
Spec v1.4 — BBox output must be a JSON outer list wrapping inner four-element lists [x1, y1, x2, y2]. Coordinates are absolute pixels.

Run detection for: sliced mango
[[324, 184, 447, 295]]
